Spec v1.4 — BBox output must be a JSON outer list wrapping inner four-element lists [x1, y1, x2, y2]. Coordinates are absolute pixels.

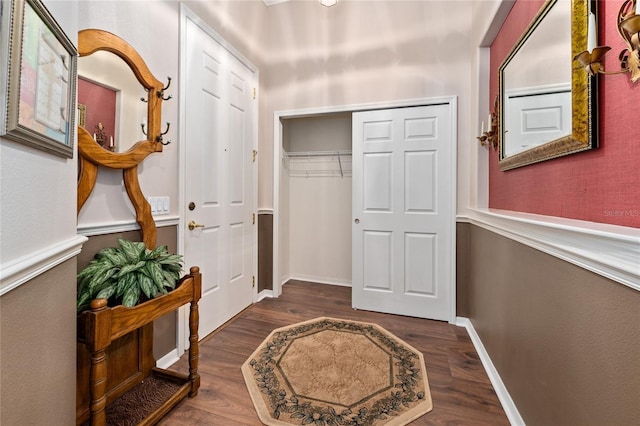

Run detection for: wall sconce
[[320, 0, 338, 7], [574, 0, 640, 82], [477, 96, 499, 151]]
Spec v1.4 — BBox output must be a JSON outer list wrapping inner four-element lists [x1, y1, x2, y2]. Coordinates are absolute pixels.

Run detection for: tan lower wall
[[0, 259, 77, 425], [78, 226, 178, 359], [258, 213, 274, 292], [457, 222, 640, 425]]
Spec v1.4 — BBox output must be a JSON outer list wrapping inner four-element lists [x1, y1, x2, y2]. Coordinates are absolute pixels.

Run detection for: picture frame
[[0, 0, 77, 158]]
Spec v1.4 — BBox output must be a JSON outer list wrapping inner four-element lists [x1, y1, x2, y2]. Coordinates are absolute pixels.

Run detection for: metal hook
[[155, 122, 172, 145], [157, 77, 173, 101], [140, 87, 150, 103], [162, 77, 172, 91], [140, 123, 147, 136]]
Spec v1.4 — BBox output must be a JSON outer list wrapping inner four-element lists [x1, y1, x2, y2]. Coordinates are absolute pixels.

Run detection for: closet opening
[[280, 112, 353, 289]]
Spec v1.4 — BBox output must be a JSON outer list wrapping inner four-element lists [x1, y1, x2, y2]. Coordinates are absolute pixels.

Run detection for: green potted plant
[[77, 239, 183, 312]]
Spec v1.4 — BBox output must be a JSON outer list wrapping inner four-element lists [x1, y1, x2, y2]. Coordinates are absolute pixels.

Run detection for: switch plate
[[148, 197, 170, 215]]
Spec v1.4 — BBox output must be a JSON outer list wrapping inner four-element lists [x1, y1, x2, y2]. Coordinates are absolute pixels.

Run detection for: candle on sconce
[[93, 133, 97, 140], [109, 136, 114, 148], [487, 114, 492, 131], [587, 12, 597, 52], [481, 120, 485, 135]]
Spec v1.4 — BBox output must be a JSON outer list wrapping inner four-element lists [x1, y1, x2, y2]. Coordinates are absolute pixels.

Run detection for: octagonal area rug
[[241, 317, 432, 426]]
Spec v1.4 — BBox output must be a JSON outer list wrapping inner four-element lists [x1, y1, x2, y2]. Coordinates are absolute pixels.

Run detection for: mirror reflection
[[499, 0, 597, 171], [78, 51, 147, 152], [502, 0, 571, 157]]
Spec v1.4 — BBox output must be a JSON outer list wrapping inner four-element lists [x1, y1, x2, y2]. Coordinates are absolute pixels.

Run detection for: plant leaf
[[122, 284, 141, 307], [162, 269, 178, 290], [77, 261, 106, 279], [77, 290, 92, 312], [158, 254, 183, 266], [139, 274, 155, 299], [145, 245, 169, 260], [100, 250, 127, 267], [87, 266, 118, 294], [117, 260, 146, 278], [118, 239, 145, 262], [96, 285, 116, 300], [116, 274, 135, 298], [145, 262, 165, 292]]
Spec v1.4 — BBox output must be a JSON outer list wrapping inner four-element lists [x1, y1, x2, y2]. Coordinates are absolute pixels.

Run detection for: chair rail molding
[[0, 235, 88, 296], [459, 209, 640, 291], [77, 215, 180, 237]]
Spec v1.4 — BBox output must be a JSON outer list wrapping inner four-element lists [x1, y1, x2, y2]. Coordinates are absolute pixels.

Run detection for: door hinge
[[252, 275, 255, 288], [252, 213, 256, 225], [253, 88, 256, 99], [252, 149, 258, 162]]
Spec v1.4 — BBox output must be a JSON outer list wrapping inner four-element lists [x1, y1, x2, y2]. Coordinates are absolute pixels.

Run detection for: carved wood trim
[[123, 167, 156, 249], [77, 155, 98, 214]]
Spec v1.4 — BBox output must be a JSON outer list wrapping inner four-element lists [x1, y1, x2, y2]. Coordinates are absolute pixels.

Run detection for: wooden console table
[[76, 267, 201, 426]]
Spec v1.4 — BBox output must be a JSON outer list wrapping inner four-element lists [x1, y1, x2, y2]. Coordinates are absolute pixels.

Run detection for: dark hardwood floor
[[160, 280, 509, 425]]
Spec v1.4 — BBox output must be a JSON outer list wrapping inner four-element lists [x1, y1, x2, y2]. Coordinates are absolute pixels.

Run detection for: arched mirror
[[498, 0, 598, 171], [77, 29, 170, 248]]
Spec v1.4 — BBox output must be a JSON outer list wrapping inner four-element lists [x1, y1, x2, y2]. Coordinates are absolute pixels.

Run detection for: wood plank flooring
[[159, 280, 509, 425]]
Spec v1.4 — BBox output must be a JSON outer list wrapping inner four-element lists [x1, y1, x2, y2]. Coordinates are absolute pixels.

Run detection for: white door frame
[[177, 4, 259, 353], [272, 96, 458, 323]]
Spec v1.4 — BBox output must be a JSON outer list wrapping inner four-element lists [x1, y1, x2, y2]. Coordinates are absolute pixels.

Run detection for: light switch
[[148, 197, 157, 214]]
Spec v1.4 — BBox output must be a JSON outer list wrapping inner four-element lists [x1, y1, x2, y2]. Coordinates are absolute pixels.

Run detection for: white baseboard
[[288, 274, 351, 287], [257, 289, 274, 301], [456, 317, 525, 426], [156, 348, 181, 369]]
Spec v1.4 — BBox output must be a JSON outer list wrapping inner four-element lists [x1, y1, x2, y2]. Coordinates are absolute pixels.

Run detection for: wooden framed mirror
[[498, 0, 598, 171], [77, 29, 170, 247]]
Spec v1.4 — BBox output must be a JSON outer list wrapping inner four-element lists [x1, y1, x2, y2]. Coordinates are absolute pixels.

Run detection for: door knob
[[188, 220, 205, 230], [354, 218, 360, 224]]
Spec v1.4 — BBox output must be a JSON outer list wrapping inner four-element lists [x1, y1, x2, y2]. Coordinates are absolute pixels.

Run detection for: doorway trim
[[273, 96, 458, 323], [177, 4, 259, 353]]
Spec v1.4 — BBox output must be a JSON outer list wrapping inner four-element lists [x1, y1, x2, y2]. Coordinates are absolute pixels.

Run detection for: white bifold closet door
[[352, 104, 455, 322]]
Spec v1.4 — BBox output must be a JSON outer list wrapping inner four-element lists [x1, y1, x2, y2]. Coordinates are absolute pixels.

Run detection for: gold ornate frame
[[498, 0, 598, 171]]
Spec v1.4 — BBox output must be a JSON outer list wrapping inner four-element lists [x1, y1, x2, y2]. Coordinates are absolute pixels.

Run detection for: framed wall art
[[1, 0, 77, 158]]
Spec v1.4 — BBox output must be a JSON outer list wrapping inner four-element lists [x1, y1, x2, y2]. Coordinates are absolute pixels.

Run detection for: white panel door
[[504, 86, 571, 156], [352, 105, 454, 321], [184, 18, 255, 339]]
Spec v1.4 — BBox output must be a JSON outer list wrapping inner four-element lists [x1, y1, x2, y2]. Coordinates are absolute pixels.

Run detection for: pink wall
[[489, 0, 640, 228], [78, 78, 116, 150]]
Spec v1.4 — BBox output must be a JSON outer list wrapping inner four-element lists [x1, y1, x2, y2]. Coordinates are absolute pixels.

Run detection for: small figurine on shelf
[[93, 122, 114, 151]]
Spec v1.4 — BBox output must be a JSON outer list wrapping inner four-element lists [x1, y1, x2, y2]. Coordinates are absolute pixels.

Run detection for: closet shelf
[[283, 150, 352, 178]]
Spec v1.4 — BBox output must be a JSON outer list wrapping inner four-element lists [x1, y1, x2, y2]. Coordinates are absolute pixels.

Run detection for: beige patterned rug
[[241, 317, 432, 426]]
